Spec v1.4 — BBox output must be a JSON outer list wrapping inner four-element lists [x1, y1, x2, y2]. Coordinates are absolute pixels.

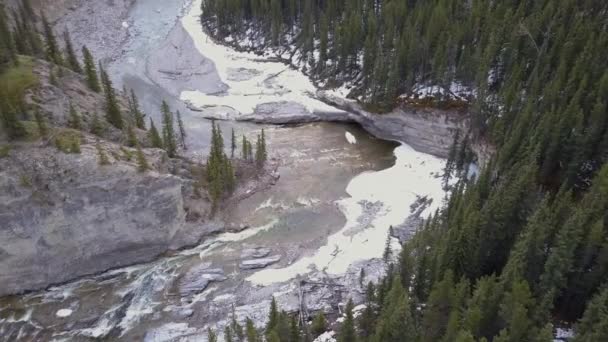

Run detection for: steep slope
[[0, 59, 217, 295]]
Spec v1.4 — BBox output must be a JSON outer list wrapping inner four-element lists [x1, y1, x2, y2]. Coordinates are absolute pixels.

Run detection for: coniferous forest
[[201, 0, 608, 340], [1, 0, 608, 340]]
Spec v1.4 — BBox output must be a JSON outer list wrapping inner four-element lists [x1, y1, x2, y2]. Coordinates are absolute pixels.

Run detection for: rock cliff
[[0, 60, 216, 296]]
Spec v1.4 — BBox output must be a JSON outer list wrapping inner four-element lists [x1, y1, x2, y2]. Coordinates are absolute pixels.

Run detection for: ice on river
[[180, 0, 343, 115], [248, 143, 445, 285], [345, 131, 357, 144]]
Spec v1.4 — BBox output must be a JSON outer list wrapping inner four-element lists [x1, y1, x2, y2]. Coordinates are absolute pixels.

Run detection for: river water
[[0, 0, 446, 341]]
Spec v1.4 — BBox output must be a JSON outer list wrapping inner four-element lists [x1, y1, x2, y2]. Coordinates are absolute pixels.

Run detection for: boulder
[[178, 264, 227, 297]]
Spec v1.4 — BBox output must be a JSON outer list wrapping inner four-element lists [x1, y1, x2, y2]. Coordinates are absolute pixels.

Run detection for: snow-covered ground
[[180, 0, 343, 115], [248, 143, 445, 285]]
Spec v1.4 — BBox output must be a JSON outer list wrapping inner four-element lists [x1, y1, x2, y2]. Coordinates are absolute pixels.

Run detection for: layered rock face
[[0, 143, 189, 296], [237, 92, 468, 158]]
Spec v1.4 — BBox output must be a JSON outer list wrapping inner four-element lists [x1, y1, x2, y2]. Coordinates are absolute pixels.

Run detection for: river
[[0, 0, 446, 340]]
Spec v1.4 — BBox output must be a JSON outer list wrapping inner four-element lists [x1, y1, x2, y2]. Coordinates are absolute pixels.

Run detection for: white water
[[180, 0, 342, 115], [248, 143, 445, 285]]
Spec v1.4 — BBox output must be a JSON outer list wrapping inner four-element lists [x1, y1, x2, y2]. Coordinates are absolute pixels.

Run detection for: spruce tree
[[90, 112, 104, 136], [339, 299, 356, 342], [126, 123, 137, 147], [0, 94, 27, 140], [148, 118, 163, 148], [99, 63, 122, 128], [63, 30, 81, 73], [242, 135, 248, 160], [231, 128, 236, 158], [176, 110, 187, 150], [129, 89, 145, 129], [207, 328, 218, 342], [266, 297, 279, 336], [136, 143, 149, 172], [246, 318, 259, 342], [41, 13, 62, 65], [82, 46, 100, 92], [311, 312, 327, 337], [160, 100, 177, 157]]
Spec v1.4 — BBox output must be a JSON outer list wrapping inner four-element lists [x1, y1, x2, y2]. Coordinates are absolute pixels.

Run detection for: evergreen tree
[[0, 94, 27, 140], [176, 110, 187, 150], [41, 12, 62, 65], [246, 318, 259, 342], [573, 286, 608, 342], [311, 311, 327, 337], [129, 89, 146, 129], [208, 328, 218, 342], [148, 118, 163, 148], [160, 100, 177, 157], [266, 297, 279, 336], [99, 63, 122, 129], [126, 123, 137, 147], [136, 144, 150, 172], [231, 128, 236, 158], [82, 46, 100, 92], [339, 299, 356, 342], [63, 30, 81, 73]]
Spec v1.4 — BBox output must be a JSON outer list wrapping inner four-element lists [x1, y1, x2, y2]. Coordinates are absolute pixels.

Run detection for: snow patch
[[180, 0, 345, 116], [345, 132, 357, 144], [314, 331, 336, 342], [56, 309, 73, 318]]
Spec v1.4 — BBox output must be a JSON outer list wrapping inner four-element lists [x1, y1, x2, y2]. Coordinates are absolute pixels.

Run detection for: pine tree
[[126, 123, 137, 147], [160, 100, 177, 157], [289, 315, 300, 342], [246, 318, 259, 342], [82, 46, 100, 92], [208, 328, 218, 342], [0, 94, 27, 140], [0, 4, 16, 70], [573, 286, 608, 342], [67, 103, 81, 130], [89, 112, 103, 136], [136, 143, 149, 172], [266, 297, 279, 336], [311, 311, 327, 337], [129, 89, 145, 129], [176, 110, 187, 150], [99, 63, 122, 129], [231, 128, 236, 158], [41, 13, 63, 65], [148, 118, 163, 148], [63, 30, 81, 73], [242, 135, 248, 160], [383, 227, 393, 264], [339, 299, 356, 342]]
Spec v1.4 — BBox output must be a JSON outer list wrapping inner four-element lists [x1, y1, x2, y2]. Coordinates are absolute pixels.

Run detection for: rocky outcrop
[[227, 93, 468, 158], [177, 263, 227, 297], [239, 255, 281, 270], [0, 136, 215, 296], [0, 59, 218, 296]]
